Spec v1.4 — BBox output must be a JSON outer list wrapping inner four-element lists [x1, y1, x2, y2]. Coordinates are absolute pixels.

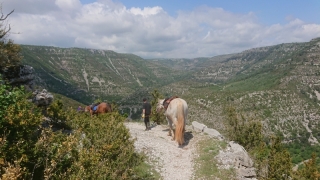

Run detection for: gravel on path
[[125, 122, 200, 180]]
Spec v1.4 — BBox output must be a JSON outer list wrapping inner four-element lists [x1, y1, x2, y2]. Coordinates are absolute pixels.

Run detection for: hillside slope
[[20, 38, 320, 155], [20, 45, 188, 104], [161, 38, 320, 161]]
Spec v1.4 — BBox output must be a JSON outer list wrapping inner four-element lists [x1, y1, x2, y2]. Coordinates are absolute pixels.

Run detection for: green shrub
[[0, 84, 43, 179], [62, 112, 145, 179], [150, 89, 166, 125], [0, 82, 149, 179], [46, 99, 71, 129], [225, 106, 293, 179], [293, 153, 320, 180], [265, 136, 292, 180], [225, 106, 263, 151]]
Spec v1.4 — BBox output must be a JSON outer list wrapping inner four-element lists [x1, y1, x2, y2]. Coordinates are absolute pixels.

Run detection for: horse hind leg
[[166, 117, 173, 136], [172, 129, 176, 141], [167, 129, 171, 136], [172, 118, 179, 141], [171, 123, 177, 141]]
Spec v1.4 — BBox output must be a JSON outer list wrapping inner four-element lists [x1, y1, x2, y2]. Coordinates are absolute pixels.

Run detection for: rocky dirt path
[[125, 122, 200, 180]]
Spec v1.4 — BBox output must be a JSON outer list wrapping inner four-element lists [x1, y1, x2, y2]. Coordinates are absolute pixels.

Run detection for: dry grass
[[193, 136, 236, 180]]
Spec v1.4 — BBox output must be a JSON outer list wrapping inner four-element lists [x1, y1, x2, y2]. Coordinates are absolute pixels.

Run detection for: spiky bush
[[34, 105, 149, 179], [150, 89, 166, 125], [293, 152, 320, 180], [225, 105, 293, 179], [62, 112, 145, 179], [225, 105, 263, 150], [0, 83, 43, 179], [0, 81, 149, 179]]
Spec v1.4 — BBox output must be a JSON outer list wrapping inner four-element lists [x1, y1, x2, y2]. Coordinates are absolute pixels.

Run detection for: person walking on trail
[[142, 98, 152, 131]]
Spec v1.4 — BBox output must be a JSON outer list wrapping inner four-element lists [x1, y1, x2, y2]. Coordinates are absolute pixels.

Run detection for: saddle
[[92, 106, 98, 111], [163, 96, 178, 110], [91, 102, 101, 112]]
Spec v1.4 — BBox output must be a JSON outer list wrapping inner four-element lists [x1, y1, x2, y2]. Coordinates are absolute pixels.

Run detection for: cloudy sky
[[2, 0, 320, 58]]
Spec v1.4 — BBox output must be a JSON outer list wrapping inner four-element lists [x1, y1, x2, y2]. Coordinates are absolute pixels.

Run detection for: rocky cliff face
[[0, 64, 54, 108], [20, 46, 185, 104], [1, 65, 35, 91]]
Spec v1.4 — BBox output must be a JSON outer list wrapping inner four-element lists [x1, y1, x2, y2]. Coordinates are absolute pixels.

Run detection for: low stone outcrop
[[203, 127, 224, 140], [32, 89, 54, 107], [191, 121, 257, 180], [1, 65, 35, 90], [1, 65, 53, 107], [216, 141, 256, 179], [192, 121, 207, 132], [192, 121, 224, 140]]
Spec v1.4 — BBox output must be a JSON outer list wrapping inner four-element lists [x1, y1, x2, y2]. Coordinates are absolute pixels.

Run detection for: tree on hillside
[[150, 89, 165, 124], [266, 136, 292, 179], [294, 152, 320, 180], [0, 8, 21, 73], [225, 106, 264, 150], [225, 106, 295, 179]]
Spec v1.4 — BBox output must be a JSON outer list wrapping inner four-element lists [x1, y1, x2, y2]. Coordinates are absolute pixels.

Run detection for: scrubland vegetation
[[225, 105, 320, 179], [0, 83, 156, 179]]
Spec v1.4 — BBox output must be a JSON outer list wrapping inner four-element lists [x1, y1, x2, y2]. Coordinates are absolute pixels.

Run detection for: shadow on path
[[179, 131, 194, 148], [157, 126, 194, 148]]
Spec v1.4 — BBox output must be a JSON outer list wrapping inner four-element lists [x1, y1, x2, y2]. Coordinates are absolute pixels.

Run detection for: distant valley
[[20, 38, 320, 158]]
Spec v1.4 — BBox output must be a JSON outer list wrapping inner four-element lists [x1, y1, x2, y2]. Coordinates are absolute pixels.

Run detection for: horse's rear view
[[99, 102, 112, 113], [160, 98, 188, 146]]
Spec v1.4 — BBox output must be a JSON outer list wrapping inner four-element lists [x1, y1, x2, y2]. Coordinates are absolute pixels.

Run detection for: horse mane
[[175, 102, 185, 145]]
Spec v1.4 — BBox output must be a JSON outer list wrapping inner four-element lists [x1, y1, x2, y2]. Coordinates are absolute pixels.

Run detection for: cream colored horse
[[157, 98, 188, 146]]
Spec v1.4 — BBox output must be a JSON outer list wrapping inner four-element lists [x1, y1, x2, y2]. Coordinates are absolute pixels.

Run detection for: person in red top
[[142, 98, 152, 131]]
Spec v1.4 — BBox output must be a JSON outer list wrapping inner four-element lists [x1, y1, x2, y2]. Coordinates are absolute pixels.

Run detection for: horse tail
[[103, 103, 109, 113], [175, 103, 185, 145], [102, 103, 112, 113]]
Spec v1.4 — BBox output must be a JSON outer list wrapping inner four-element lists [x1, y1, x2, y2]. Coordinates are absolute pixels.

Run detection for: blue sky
[[106, 0, 320, 25], [78, 0, 320, 25], [2, 0, 320, 58]]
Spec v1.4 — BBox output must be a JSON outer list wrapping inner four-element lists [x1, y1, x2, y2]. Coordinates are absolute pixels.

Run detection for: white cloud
[[130, 6, 163, 16], [2, 0, 320, 58], [55, 0, 81, 12]]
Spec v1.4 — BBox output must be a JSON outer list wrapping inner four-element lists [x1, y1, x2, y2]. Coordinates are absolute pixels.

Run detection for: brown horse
[[84, 102, 112, 117]]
